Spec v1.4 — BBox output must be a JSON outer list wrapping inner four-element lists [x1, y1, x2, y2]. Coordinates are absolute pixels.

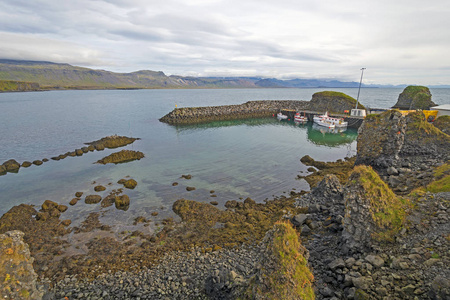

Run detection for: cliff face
[[391, 86, 436, 110], [309, 91, 365, 114], [356, 110, 450, 193]]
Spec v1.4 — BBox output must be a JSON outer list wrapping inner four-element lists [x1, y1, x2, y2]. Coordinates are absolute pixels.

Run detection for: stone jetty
[[159, 100, 310, 125]]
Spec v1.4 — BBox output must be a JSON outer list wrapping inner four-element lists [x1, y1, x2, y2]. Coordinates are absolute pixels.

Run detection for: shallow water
[[0, 88, 448, 228]]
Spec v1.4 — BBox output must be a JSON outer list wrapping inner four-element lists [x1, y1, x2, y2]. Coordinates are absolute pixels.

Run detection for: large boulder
[[342, 165, 407, 254], [244, 222, 314, 299], [0, 230, 43, 299], [392, 86, 436, 110], [114, 195, 130, 211], [309, 91, 365, 114], [2, 159, 20, 172]]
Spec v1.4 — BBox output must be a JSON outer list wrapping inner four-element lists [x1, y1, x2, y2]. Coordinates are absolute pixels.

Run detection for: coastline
[[1, 106, 449, 299]]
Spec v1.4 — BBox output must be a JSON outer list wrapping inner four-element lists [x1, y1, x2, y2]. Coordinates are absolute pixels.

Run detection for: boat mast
[[355, 67, 366, 109]]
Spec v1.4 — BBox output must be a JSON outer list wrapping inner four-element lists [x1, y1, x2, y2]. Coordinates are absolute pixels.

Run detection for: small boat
[[294, 112, 308, 123], [277, 112, 288, 120], [313, 112, 347, 128]]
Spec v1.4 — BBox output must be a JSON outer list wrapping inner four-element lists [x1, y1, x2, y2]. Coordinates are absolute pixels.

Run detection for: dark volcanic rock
[[392, 85, 436, 110]]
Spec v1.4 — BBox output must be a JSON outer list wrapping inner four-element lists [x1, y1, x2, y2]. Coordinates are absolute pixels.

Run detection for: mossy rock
[[75, 192, 83, 198], [392, 86, 436, 110], [2, 159, 20, 172], [115, 195, 130, 211], [75, 149, 83, 156], [69, 198, 79, 206], [32, 160, 43, 166], [21, 161, 32, 168], [123, 179, 137, 189], [42, 200, 58, 211], [96, 150, 144, 165], [94, 185, 106, 192], [309, 91, 364, 114], [85, 135, 139, 149], [433, 115, 450, 134], [243, 222, 314, 299], [85, 195, 102, 204]]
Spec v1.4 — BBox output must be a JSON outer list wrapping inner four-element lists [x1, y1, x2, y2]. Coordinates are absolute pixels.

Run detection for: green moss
[[351, 165, 409, 242], [243, 222, 315, 299]]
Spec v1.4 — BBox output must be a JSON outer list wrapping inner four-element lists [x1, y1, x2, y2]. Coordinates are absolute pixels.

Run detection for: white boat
[[294, 112, 308, 123], [277, 112, 288, 120], [313, 112, 347, 128]]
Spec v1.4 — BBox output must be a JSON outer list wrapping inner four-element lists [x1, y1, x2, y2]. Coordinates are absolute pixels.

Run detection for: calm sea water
[[0, 88, 448, 228]]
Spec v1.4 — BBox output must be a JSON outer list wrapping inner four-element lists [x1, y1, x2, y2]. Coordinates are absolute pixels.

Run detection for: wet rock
[[0, 230, 43, 300], [0, 164, 6, 174], [81, 147, 89, 153], [68, 151, 76, 157], [69, 198, 79, 206], [61, 220, 71, 226], [123, 179, 137, 189], [42, 200, 58, 211], [115, 195, 130, 210], [210, 201, 218, 206], [42, 158, 48, 162], [85, 195, 102, 204], [3, 159, 20, 172], [94, 185, 106, 192], [117, 179, 127, 184], [85, 135, 139, 149], [75, 149, 83, 156], [151, 212, 159, 216], [101, 195, 115, 208], [75, 192, 83, 198], [22, 161, 32, 168], [96, 150, 144, 164], [172, 182, 178, 186], [51, 156, 60, 161], [57, 205, 68, 213], [181, 174, 192, 179], [186, 186, 196, 191]]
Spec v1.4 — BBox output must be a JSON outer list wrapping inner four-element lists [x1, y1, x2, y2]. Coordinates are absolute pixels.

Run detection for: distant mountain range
[[0, 59, 447, 91]]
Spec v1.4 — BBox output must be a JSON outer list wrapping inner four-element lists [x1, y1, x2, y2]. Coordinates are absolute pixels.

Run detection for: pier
[[160, 100, 365, 128]]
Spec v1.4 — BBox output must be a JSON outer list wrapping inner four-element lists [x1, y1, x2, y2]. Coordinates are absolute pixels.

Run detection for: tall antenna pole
[[355, 67, 366, 109]]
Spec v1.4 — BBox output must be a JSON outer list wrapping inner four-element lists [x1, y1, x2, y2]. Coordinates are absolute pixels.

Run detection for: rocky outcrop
[[244, 222, 314, 299], [159, 100, 309, 125], [96, 150, 144, 164], [434, 115, 450, 134], [0, 80, 41, 92], [85, 135, 139, 149], [342, 165, 407, 253], [309, 91, 365, 114], [356, 110, 450, 194], [0, 230, 43, 299], [392, 86, 436, 110]]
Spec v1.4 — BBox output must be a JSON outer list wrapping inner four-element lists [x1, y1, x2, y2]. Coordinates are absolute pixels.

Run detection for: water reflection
[[307, 123, 358, 146]]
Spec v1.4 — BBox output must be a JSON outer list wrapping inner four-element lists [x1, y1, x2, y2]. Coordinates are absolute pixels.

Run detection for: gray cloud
[[0, 0, 449, 84]]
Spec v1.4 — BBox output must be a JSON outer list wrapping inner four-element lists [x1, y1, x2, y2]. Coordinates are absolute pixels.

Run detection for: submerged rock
[[96, 150, 144, 165]]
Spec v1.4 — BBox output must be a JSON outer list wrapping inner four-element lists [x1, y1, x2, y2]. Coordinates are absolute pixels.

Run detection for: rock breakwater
[[159, 100, 309, 125]]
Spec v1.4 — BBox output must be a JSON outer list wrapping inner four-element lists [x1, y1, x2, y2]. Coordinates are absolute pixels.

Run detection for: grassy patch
[[351, 165, 409, 242], [243, 221, 315, 300]]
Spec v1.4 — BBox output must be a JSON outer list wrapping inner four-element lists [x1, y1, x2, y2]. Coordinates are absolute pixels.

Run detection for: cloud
[[0, 0, 449, 84]]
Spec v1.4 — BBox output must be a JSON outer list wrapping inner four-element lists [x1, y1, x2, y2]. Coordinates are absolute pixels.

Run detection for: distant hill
[[0, 59, 412, 90]]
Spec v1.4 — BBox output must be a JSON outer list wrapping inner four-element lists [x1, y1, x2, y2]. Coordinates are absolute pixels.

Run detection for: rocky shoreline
[[1, 106, 449, 299], [0, 135, 140, 176]]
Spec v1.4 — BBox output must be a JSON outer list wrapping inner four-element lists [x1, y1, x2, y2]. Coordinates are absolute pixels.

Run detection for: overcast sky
[[1, 0, 449, 85]]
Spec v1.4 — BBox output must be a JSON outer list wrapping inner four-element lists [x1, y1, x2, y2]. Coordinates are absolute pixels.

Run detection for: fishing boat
[[294, 112, 308, 123], [277, 112, 288, 120], [313, 112, 347, 128]]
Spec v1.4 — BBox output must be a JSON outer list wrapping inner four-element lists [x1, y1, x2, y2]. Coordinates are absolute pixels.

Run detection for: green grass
[[351, 165, 409, 242]]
